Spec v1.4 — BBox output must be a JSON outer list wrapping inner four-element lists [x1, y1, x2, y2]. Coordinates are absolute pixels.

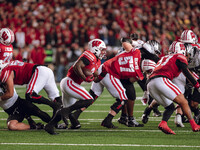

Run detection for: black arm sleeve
[[137, 77, 147, 91], [140, 48, 160, 63], [176, 59, 198, 86], [80, 57, 90, 66]]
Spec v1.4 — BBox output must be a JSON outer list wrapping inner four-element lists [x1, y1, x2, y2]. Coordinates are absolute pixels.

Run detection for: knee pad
[[110, 99, 127, 114]]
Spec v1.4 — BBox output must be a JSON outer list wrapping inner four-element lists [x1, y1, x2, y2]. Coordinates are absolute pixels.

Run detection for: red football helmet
[[0, 28, 15, 45]]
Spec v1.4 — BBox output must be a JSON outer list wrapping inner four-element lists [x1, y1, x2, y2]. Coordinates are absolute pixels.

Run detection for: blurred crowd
[[0, 0, 200, 81]]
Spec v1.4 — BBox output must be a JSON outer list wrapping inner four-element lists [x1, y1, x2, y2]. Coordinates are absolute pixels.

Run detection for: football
[[83, 68, 93, 76]]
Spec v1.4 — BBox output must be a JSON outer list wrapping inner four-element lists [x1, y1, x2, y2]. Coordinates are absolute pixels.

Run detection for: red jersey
[[0, 60, 35, 85], [67, 50, 101, 84], [103, 49, 144, 80], [150, 54, 188, 80], [0, 43, 13, 62]]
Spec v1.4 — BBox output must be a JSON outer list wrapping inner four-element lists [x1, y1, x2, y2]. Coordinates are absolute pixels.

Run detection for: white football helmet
[[0, 60, 8, 74], [141, 59, 156, 74], [169, 41, 186, 56], [88, 39, 106, 59], [179, 30, 198, 44], [143, 40, 162, 56], [0, 28, 15, 45]]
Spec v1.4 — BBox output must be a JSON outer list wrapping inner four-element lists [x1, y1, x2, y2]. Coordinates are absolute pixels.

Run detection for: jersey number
[[3, 52, 12, 62], [118, 56, 138, 72], [9, 60, 24, 66], [156, 55, 173, 67]]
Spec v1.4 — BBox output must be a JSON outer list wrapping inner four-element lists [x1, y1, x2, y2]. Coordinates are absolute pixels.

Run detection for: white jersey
[[188, 49, 200, 69], [0, 89, 18, 110]]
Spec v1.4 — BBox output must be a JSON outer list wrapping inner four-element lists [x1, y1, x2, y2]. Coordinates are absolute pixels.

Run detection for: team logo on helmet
[[88, 39, 107, 60], [180, 30, 198, 44], [169, 41, 186, 56], [0, 28, 15, 46]]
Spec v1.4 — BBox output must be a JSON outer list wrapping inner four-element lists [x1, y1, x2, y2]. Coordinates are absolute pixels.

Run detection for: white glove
[[141, 91, 149, 105]]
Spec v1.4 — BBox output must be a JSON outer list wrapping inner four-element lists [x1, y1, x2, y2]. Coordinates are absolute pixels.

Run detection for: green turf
[[0, 83, 200, 150]]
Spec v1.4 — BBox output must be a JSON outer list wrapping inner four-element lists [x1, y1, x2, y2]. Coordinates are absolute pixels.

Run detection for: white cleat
[[174, 114, 185, 127]]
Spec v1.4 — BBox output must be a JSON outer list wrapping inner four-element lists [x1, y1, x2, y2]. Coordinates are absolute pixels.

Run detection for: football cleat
[[158, 121, 176, 135], [101, 119, 118, 129], [55, 123, 68, 129], [192, 125, 200, 132], [153, 109, 162, 117], [45, 123, 58, 135], [118, 116, 128, 126], [174, 114, 185, 127], [128, 117, 144, 127], [190, 119, 200, 132], [141, 114, 149, 124]]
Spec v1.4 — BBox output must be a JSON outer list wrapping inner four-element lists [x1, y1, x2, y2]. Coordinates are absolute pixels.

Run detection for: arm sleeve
[[140, 48, 160, 63], [176, 59, 198, 86], [137, 77, 147, 91]]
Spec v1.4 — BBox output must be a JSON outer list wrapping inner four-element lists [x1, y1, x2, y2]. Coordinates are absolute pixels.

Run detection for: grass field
[[0, 83, 200, 150]]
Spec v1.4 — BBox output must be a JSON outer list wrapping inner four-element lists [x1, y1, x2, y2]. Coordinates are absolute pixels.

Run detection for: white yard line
[[0, 142, 199, 148]]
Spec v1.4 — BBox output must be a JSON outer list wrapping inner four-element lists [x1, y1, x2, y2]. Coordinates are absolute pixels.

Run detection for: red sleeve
[[1, 70, 11, 83], [177, 54, 188, 65], [82, 51, 96, 62]]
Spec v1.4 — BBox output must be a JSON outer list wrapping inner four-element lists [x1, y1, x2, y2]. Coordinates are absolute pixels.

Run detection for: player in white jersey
[[172, 30, 200, 126]]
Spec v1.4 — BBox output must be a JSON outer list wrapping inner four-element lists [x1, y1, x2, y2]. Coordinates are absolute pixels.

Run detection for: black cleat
[[45, 124, 58, 135], [118, 116, 128, 126], [142, 114, 149, 124], [55, 123, 68, 129], [153, 109, 162, 117], [128, 118, 144, 127], [101, 119, 118, 129]]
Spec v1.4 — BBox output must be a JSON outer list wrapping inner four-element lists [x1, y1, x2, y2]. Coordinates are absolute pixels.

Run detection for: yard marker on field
[[0, 143, 200, 148]]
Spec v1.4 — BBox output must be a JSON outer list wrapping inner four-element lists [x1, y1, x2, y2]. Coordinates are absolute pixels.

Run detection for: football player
[[1, 89, 51, 130], [0, 60, 52, 130], [71, 38, 162, 129], [0, 28, 14, 62], [178, 30, 200, 125], [0, 60, 62, 117], [69, 38, 162, 129], [147, 41, 200, 134], [44, 39, 107, 134]]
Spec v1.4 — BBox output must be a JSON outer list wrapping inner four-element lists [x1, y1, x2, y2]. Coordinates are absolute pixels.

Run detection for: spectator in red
[[30, 40, 46, 65]]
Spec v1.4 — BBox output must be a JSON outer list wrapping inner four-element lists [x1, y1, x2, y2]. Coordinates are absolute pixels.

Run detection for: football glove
[[85, 75, 94, 82], [141, 91, 149, 105]]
